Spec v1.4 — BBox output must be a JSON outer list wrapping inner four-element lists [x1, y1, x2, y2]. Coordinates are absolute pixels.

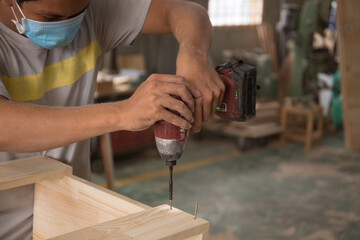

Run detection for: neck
[[0, 4, 21, 33]]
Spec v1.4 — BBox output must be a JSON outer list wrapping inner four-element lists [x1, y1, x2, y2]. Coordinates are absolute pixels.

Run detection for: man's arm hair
[[0, 96, 125, 153], [18, 0, 37, 6]]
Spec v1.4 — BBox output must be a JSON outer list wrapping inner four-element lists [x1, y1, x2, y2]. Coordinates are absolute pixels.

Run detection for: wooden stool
[[281, 105, 323, 153]]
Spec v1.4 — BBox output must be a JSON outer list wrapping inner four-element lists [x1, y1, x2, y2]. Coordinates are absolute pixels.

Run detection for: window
[[208, 0, 264, 26]]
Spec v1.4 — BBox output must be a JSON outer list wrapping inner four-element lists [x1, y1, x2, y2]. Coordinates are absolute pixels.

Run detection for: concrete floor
[[92, 131, 360, 240]]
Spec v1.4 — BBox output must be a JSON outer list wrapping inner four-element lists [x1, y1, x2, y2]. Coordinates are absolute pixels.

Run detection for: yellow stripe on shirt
[[2, 40, 102, 102]]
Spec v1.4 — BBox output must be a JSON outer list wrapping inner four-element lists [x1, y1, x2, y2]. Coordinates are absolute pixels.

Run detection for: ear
[[1, 0, 14, 7]]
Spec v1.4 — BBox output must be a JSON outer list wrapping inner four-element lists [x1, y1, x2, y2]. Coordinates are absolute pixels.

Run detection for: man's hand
[[141, 0, 221, 132], [176, 51, 225, 132], [121, 74, 201, 131], [0, 75, 200, 153]]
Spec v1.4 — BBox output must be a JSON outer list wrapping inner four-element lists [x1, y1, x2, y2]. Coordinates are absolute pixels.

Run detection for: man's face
[[14, 0, 90, 22]]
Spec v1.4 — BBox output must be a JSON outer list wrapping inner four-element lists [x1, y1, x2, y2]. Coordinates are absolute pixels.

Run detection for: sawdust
[[328, 217, 348, 230], [300, 229, 336, 240], [208, 228, 239, 240], [315, 180, 328, 187], [281, 226, 296, 236], [272, 161, 360, 182], [325, 210, 360, 222], [324, 210, 360, 232], [306, 147, 349, 159], [263, 156, 281, 164]]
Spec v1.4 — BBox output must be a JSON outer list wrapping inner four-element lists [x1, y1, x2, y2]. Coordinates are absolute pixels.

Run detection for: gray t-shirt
[[0, 0, 151, 239]]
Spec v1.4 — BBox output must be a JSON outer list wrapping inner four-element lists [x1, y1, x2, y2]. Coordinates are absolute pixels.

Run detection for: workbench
[[0, 156, 209, 240]]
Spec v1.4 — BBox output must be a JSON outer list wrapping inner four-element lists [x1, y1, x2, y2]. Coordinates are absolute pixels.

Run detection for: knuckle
[[195, 123, 202, 129], [147, 74, 156, 81], [176, 76, 186, 83], [204, 92, 213, 102], [220, 83, 225, 92], [149, 94, 158, 103], [149, 81, 159, 90], [192, 123, 201, 132], [177, 101, 187, 111], [213, 89, 221, 98], [195, 97, 203, 105], [180, 100, 186, 108], [179, 85, 187, 94], [152, 106, 161, 115], [170, 116, 181, 126]]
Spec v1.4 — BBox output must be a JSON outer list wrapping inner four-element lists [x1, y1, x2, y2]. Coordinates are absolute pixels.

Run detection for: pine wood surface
[[33, 175, 150, 240], [49, 204, 209, 240], [0, 156, 71, 191], [0, 157, 209, 240]]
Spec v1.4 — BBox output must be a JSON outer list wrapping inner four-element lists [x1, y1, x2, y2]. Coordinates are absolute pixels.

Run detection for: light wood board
[[0, 157, 209, 240], [0, 156, 71, 191], [50, 204, 209, 240], [33, 175, 150, 240]]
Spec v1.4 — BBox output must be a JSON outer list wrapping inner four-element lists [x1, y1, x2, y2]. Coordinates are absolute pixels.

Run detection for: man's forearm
[[0, 72, 199, 153], [168, 1, 213, 59], [0, 98, 125, 153], [142, 0, 213, 58]]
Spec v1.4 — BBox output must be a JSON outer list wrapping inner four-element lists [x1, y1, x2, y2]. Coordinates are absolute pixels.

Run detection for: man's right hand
[[120, 74, 201, 131], [0, 74, 200, 153]]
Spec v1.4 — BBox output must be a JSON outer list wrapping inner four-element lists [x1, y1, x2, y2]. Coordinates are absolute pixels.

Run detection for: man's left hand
[[176, 50, 225, 132]]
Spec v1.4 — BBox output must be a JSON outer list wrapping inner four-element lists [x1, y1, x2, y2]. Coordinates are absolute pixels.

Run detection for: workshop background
[[91, 0, 360, 239]]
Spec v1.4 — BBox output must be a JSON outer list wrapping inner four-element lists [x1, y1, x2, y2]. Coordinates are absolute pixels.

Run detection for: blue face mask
[[11, 2, 85, 49]]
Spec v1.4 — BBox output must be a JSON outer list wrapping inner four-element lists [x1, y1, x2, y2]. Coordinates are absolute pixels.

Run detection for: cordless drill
[[154, 58, 257, 209]]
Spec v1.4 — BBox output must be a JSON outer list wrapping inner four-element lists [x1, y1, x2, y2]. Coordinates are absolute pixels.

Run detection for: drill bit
[[169, 166, 173, 210]]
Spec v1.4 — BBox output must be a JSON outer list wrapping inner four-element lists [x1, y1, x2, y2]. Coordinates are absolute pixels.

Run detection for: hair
[[17, 0, 37, 5]]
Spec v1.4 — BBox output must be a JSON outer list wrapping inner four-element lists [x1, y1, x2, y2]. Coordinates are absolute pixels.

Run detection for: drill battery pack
[[216, 58, 257, 122]]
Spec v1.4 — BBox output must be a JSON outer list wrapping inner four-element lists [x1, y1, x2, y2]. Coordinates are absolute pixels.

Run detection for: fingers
[[159, 94, 194, 124], [147, 74, 201, 113], [160, 82, 195, 113], [148, 74, 201, 98], [191, 96, 203, 133], [201, 74, 225, 121], [202, 89, 212, 122], [210, 75, 225, 116], [159, 107, 193, 130], [216, 76, 225, 110]]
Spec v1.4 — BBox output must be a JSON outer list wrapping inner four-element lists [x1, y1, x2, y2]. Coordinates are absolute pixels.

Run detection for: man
[[0, 0, 224, 238]]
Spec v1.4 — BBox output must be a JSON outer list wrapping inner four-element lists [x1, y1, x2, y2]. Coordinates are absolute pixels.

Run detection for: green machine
[[278, 0, 333, 97], [255, 54, 278, 99]]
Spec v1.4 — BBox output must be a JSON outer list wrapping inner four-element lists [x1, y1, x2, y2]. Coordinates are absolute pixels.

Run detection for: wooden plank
[[0, 156, 71, 191], [116, 54, 146, 71], [241, 125, 283, 139], [204, 120, 282, 139], [33, 175, 150, 240], [50, 205, 209, 240], [256, 23, 279, 73], [337, 0, 360, 150], [284, 131, 321, 142], [184, 234, 207, 240]]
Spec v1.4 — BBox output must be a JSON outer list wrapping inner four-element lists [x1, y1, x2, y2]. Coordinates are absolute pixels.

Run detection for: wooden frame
[[0, 156, 209, 240]]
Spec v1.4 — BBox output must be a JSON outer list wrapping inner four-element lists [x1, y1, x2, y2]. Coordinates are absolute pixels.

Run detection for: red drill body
[[154, 58, 257, 209]]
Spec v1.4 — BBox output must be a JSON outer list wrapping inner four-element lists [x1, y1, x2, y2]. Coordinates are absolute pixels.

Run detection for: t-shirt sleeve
[[89, 0, 152, 53], [0, 76, 11, 100]]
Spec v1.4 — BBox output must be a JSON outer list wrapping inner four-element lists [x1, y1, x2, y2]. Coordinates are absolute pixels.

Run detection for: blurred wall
[[116, 0, 306, 74]]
